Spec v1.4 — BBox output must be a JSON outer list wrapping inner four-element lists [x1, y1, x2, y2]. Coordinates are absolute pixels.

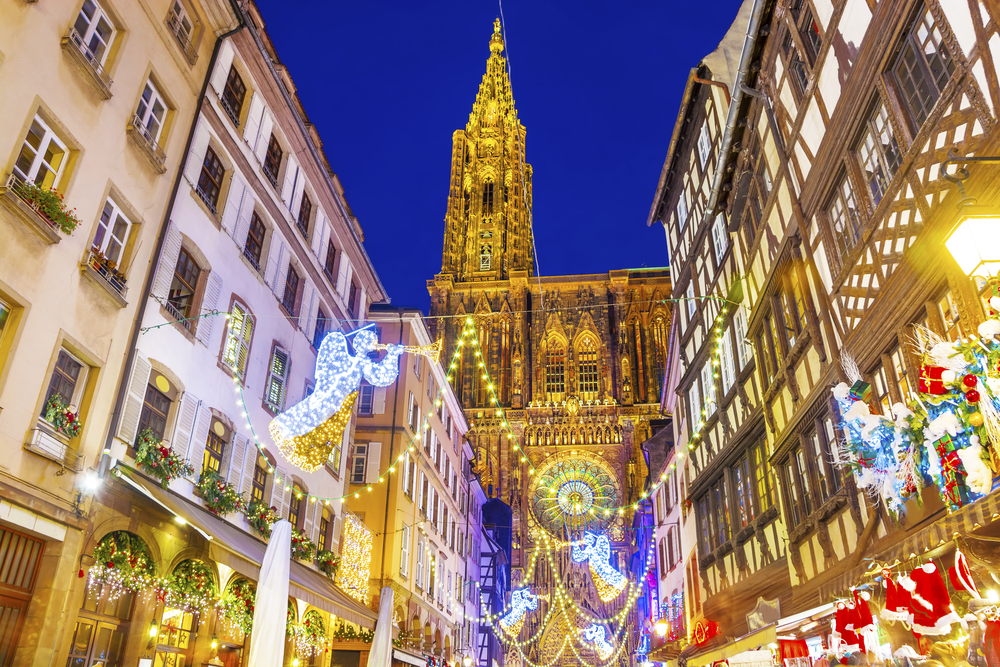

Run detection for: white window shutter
[[281, 157, 299, 205], [304, 498, 318, 541], [226, 434, 247, 487], [220, 173, 246, 235], [272, 244, 290, 298], [311, 211, 325, 256], [186, 405, 212, 479], [298, 281, 314, 334], [374, 387, 386, 415], [400, 525, 409, 576], [291, 172, 305, 216], [304, 291, 319, 342], [262, 232, 284, 288], [336, 254, 351, 297], [357, 286, 367, 320], [170, 391, 199, 457], [195, 272, 224, 347], [152, 221, 182, 300], [233, 191, 256, 248], [366, 442, 381, 483], [243, 93, 264, 145], [210, 40, 234, 96], [273, 466, 290, 517], [117, 352, 151, 445], [184, 116, 211, 187], [240, 445, 257, 497], [254, 110, 274, 162], [320, 225, 332, 268]]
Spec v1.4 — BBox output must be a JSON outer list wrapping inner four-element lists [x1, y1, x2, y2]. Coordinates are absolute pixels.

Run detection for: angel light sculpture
[[580, 624, 613, 661], [498, 589, 540, 636], [571, 531, 627, 601]]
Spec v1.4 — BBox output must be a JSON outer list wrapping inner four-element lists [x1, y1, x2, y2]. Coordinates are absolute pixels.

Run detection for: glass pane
[[67, 620, 95, 660]]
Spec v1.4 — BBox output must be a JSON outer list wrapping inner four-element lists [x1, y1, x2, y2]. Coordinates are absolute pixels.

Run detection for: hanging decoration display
[[162, 559, 218, 614], [245, 501, 279, 539], [196, 468, 246, 516], [134, 428, 194, 489], [88, 531, 159, 600], [290, 528, 316, 562], [294, 609, 330, 657], [570, 532, 627, 601], [217, 578, 256, 638], [579, 624, 614, 660], [338, 511, 373, 604], [831, 306, 1000, 513], [499, 589, 541, 636]]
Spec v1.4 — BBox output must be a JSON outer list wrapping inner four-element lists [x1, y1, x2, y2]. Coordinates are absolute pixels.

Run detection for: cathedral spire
[[438, 20, 535, 282]]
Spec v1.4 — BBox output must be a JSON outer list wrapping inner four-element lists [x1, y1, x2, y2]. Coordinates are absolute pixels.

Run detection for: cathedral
[[427, 20, 673, 664]]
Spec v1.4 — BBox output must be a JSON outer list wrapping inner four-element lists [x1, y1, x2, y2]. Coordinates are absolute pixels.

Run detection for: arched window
[[250, 450, 271, 505], [651, 314, 669, 396], [545, 342, 566, 401], [577, 337, 600, 401], [153, 560, 217, 666], [481, 179, 495, 218], [217, 578, 255, 652]]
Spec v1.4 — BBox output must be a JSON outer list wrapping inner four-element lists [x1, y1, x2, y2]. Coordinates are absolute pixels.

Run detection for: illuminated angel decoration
[[571, 531, 627, 601], [269, 329, 403, 472], [498, 589, 540, 636], [580, 624, 613, 661]]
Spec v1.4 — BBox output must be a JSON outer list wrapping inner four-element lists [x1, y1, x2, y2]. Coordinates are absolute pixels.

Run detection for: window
[[783, 269, 809, 348], [686, 283, 696, 318], [222, 302, 253, 379], [314, 309, 329, 350], [414, 354, 423, 379], [72, 0, 115, 65], [166, 247, 200, 324], [676, 192, 689, 230], [785, 447, 813, 526], [92, 199, 133, 268], [358, 383, 374, 416], [783, 33, 809, 96], [855, 102, 901, 206], [407, 392, 419, 432], [700, 363, 716, 417], [733, 307, 751, 368], [446, 571, 453, 612], [480, 244, 492, 271], [733, 454, 754, 528], [323, 240, 337, 281], [281, 265, 300, 315], [687, 382, 702, 429], [871, 361, 892, 415], [135, 79, 167, 145], [251, 456, 268, 503], [348, 282, 358, 318], [751, 440, 776, 512], [263, 133, 282, 187], [243, 212, 266, 270], [577, 338, 600, 401], [196, 146, 224, 213], [711, 215, 728, 265], [937, 289, 965, 341], [419, 471, 428, 513], [289, 483, 304, 527], [805, 416, 842, 503], [318, 507, 332, 552], [712, 479, 730, 547], [264, 347, 289, 412], [545, 342, 566, 400], [329, 436, 342, 476], [43, 349, 85, 418], [203, 425, 226, 475], [719, 329, 736, 395], [221, 66, 246, 127], [758, 310, 784, 385], [415, 538, 425, 589], [166, 1, 193, 51], [297, 193, 312, 237], [892, 6, 955, 128], [351, 443, 368, 484], [890, 344, 913, 401], [697, 123, 711, 169], [799, 6, 822, 58], [427, 553, 435, 596], [69, 566, 134, 667], [402, 454, 415, 498], [482, 179, 494, 217], [400, 524, 410, 577], [14, 117, 67, 189]]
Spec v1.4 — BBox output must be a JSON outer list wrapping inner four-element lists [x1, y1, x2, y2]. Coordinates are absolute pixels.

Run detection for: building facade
[[0, 0, 238, 663], [651, 0, 1000, 661]]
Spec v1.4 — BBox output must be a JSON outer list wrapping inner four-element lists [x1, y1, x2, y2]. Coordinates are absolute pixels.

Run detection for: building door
[[0, 526, 45, 667]]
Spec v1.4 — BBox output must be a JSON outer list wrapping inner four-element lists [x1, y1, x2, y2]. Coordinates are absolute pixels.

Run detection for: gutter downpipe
[[705, 0, 767, 217], [98, 6, 247, 477]]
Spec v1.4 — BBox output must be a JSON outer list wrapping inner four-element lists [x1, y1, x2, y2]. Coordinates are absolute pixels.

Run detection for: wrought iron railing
[[165, 14, 197, 63], [4, 172, 57, 228], [262, 162, 278, 187], [220, 94, 241, 127], [196, 184, 218, 215], [128, 114, 167, 171], [164, 300, 192, 330], [64, 27, 113, 90], [25, 426, 85, 473], [85, 249, 128, 299]]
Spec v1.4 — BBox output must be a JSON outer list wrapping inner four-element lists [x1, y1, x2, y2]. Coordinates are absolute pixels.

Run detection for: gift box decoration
[[919, 365, 948, 395], [849, 380, 872, 402]]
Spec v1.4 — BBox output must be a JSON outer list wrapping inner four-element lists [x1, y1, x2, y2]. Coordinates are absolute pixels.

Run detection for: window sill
[[164, 16, 198, 65], [25, 422, 84, 472], [159, 303, 197, 343], [127, 115, 167, 174], [81, 251, 128, 308], [0, 174, 62, 244], [189, 184, 221, 225], [61, 30, 113, 99]]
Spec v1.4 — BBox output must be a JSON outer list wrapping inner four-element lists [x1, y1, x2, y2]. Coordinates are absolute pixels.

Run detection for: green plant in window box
[[162, 559, 218, 614], [89, 247, 127, 284], [13, 180, 81, 234], [43, 392, 82, 437], [196, 468, 246, 516], [245, 500, 279, 539], [290, 528, 316, 562], [316, 549, 340, 579], [134, 427, 194, 488]]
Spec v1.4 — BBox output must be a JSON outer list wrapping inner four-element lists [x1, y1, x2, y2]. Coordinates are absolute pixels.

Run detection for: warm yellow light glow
[[655, 620, 668, 636], [945, 215, 1000, 277], [988, 589, 1000, 603]]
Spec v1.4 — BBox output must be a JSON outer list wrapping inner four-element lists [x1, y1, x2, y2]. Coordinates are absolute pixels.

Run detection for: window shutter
[[273, 466, 290, 517], [170, 390, 199, 458], [406, 392, 414, 429], [262, 232, 285, 288], [240, 445, 257, 498], [152, 221, 182, 300], [254, 110, 273, 162], [320, 224, 332, 268], [243, 93, 264, 146], [265, 348, 289, 412], [304, 290, 319, 342], [117, 352, 151, 445], [298, 281, 315, 335], [186, 405, 211, 480], [271, 244, 291, 298], [183, 116, 211, 187], [332, 515, 341, 552], [281, 156, 299, 206], [418, 472, 426, 513], [209, 40, 234, 96], [400, 525, 409, 576], [226, 434, 247, 487], [291, 173, 305, 218], [311, 211, 326, 256], [336, 254, 352, 298], [365, 442, 381, 484], [233, 193, 256, 250], [304, 498, 318, 543], [374, 387, 386, 415], [220, 173, 246, 235], [195, 272, 224, 347]]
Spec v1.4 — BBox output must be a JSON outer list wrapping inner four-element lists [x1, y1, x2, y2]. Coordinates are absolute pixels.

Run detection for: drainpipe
[[379, 310, 404, 591], [98, 7, 246, 477], [693, 75, 730, 106]]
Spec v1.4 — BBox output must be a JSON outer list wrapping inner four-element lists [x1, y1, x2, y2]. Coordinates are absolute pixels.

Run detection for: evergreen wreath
[[290, 528, 316, 562], [43, 393, 82, 437], [197, 468, 246, 516], [163, 559, 217, 613], [134, 428, 194, 488], [316, 549, 340, 579]]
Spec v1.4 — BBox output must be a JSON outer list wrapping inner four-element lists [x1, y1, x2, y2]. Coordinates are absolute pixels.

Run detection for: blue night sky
[[256, 0, 745, 310]]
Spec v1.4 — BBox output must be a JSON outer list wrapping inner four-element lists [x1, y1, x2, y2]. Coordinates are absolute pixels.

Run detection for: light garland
[[338, 511, 373, 604], [570, 531, 627, 601]]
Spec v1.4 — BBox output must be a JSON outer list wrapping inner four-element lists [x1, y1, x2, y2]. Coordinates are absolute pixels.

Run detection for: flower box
[[134, 428, 194, 488], [82, 249, 128, 307]]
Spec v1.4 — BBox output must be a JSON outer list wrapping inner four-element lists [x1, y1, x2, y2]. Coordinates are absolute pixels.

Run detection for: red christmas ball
[[963, 374, 978, 388], [967, 389, 981, 403]]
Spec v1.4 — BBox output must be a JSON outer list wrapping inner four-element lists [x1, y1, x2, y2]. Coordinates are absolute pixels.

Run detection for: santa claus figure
[[899, 562, 960, 636]]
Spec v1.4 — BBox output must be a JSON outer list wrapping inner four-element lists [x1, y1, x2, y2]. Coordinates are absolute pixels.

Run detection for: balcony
[[81, 249, 128, 308], [195, 184, 218, 215], [262, 162, 278, 188], [220, 95, 241, 128], [127, 114, 167, 174], [25, 424, 85, 473], [61, 28, 113, 99], [0, 173, 61, 244], [165, 14, 198, 65]]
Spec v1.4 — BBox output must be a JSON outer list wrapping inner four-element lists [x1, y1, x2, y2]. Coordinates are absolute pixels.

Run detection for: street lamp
[[944, 214, 1000, 278], [654, 620, 668, 637], [463, 655, 473, 667]]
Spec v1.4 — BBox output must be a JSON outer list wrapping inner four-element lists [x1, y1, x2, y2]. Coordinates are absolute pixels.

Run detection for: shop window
[[153, 606, 196, 666]]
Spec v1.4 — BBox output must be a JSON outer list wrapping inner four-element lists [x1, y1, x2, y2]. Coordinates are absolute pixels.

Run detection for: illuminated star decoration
[[268, 328, 403, 472], [498, 589, 540, 637], [580, 623, 613, 661], [571, 532, 627, 602]]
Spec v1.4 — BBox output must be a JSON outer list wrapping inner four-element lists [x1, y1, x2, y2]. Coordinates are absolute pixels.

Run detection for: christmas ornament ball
[[966, 389, 981, 403], [962, 373, 977, 388], [969, 412, 985, 427]]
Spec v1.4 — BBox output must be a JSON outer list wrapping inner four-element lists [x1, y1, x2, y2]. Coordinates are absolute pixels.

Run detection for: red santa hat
[[851, 589, 875, 632], [900, 562, 961, 636], [832, 600, 861, 653], [947, 548, 980, 598], [880, 569, 911, 622]]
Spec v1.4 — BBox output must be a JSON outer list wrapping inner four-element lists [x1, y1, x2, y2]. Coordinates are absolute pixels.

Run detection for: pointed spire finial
[[490, 18, 504, 54]]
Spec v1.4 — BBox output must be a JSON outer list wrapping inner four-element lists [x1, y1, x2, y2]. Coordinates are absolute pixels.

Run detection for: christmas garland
[[135, 428, 194, 488], [43, 393, 82, 437], [290, 528, 316, 562], [197, 468, 246, 516], [245, 501, 279, 539], [162, 559, 217, 613], [217, 578, 256, 638], [833, 296, 1000, 513], [316, 549, 340, 579], [287, 600, 297, 638], [89, 531, 158, 596], [295, 610, 329, 656], [332, 622, 373, 643]]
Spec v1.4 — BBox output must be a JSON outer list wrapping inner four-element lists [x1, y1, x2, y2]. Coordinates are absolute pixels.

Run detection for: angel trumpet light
[[372, 339, 442, 364]]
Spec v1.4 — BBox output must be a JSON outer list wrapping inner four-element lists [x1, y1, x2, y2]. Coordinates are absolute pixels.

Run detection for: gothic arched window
[[651, 314, 669, 396], [577, 337, 601, 402], [545, 342, 566, 401], [482, 179, 494, 218]]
